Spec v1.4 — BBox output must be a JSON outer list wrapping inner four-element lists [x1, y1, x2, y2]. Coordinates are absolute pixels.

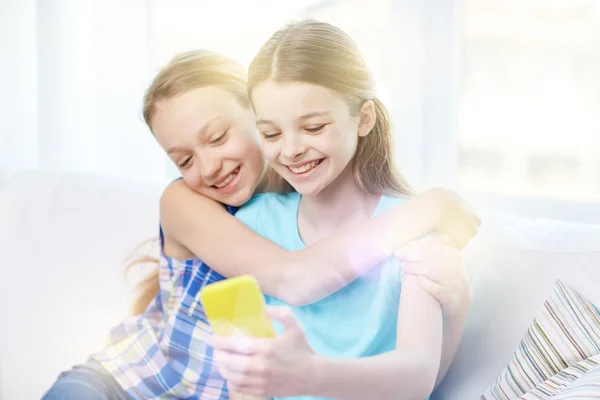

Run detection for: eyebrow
[[256, 111, 331, 126], [167, 116, 221, 154]]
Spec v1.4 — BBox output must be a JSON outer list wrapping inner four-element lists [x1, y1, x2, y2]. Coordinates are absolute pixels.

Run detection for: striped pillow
[[481, 279, 600, 400], [519, 355, 600, 399], [550, 357, 600, 399]]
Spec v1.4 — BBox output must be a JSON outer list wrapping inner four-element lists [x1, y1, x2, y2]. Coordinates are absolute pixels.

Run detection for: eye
[[178, 156, 192, 168], [262, 132, 281, 140], [305, 124, 326, 133], [210, 131, 228, 145]]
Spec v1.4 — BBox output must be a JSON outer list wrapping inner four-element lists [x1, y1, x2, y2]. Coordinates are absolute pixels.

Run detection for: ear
[[357, 100, 377, 138]]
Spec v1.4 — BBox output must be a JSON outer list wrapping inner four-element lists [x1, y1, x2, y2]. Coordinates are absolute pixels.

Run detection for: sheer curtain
[[3, 0, 596, 221], [1, 0, 455, 186], [1, 0, 169, 182]]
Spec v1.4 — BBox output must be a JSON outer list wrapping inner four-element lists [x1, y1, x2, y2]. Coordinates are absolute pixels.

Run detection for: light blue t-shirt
[[235, 192, 407, 400]]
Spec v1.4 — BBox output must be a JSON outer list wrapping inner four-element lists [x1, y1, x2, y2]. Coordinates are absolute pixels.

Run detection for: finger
[[208, 335, 248, 353], [398, 261, 437, 281], [418, 237, 452, 255], [214, 350, 253, 374], [403, 261, 451, 285], [394, 249, 425, 263], [265, 306, 301, 332], [417, 276, 447, 304], [209, 335, 269, 355], [225, 371, 265, 392]]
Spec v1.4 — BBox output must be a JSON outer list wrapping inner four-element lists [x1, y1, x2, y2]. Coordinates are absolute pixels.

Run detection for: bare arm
[[161, 180, 479, 306], [435, 310, 469, 388], [395, 234, 472, 389], [305, 275, 443, 400], [211, 276, 443, 399]]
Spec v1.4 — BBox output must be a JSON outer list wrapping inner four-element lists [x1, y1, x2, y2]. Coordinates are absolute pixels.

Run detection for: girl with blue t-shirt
[[42, 41, 477, 400], [210, 20, 470, 400]]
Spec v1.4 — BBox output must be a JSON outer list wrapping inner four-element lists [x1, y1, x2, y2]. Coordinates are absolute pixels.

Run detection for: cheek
[[343, 136, 360, 159], [260, 140, 280, 164], [181, 166, 204, 192], [230, 129, 261, 158], [243, 139, 265, 174], [321, 129, 357, 164]]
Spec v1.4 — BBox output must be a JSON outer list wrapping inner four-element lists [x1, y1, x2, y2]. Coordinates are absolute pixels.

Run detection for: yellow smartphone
[[200, 275, 276, 337]]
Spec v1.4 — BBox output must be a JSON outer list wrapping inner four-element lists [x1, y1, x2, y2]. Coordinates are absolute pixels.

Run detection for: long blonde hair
[[248, 20, 414, 197], [129, 50, 253, 315]]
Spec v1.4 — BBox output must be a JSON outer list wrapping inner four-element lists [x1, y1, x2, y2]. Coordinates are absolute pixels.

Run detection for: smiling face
[[252, 80, 374, 197], [151, 86, 265, 206]]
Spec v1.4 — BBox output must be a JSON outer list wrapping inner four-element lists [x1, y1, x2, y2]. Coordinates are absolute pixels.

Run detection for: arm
[[308, 276, 443, 400], [161, 180, 479, 306], [435, 309, 469, 388], [395, 234, 472, 389], [211, 276, 443, 400]]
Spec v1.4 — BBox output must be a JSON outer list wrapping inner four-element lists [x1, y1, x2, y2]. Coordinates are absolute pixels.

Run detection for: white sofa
[[1, 171, 599, 399]]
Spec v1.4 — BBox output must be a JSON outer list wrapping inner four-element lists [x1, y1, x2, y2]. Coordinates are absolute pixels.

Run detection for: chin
[[293, 184, 324, 197], [226, 188, 253, 207]]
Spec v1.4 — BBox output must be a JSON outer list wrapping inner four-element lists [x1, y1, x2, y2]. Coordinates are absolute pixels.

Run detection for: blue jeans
[[42, 359, 130, 400]]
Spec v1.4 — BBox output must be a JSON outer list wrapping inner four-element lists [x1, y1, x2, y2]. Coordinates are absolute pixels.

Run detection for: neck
[[298, 163, 381, 245]]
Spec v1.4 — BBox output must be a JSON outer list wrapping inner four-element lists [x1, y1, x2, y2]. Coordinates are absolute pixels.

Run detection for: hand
[[209, 306, 316, 398], [426, 188, 481, 249], [394, 233, 471, 317]]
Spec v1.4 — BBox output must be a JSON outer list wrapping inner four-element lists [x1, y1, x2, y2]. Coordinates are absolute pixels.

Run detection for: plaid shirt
[[92, 206, 237, 399]]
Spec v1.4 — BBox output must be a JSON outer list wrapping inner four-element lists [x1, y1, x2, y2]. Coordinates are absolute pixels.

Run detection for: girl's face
[[252, 80, 373, 196], [152, 86, 264, 207]]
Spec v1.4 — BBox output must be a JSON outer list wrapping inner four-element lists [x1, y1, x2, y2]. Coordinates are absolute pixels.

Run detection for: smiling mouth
[[287, 159, 324, 175], [213, 167, 240, 189]]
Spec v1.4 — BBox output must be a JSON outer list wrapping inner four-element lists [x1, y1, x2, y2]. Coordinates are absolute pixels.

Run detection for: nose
[[198, 153, 222, 181], [280, 132, 306, 161]]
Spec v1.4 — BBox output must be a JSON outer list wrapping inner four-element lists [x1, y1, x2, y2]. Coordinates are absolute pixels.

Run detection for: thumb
[[394, 249, 424, 263], [266, 306, 301, 332]]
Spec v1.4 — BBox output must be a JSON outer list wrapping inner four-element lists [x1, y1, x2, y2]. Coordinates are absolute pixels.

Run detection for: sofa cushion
[[432, 213, 600, 400], [550, 360, 600, 399], [481, 279, 600, 399], [0, 171, 165, 399], [519, 355, 600, 399]]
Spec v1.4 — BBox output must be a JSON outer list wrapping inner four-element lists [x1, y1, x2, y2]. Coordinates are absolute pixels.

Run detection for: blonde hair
[[143, 50, 250, 131], [130, 50, 253, 315], [248, 20, 414, 197]]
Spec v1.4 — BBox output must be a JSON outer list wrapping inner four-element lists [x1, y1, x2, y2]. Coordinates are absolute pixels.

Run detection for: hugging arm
[[161, 181, 479, 306]]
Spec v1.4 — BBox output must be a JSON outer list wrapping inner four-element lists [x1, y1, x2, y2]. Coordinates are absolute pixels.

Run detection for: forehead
[[251, 81, 349, 121], [152, 86, 241, 132]]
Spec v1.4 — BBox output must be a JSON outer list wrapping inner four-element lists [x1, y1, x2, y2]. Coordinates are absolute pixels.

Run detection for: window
[[151, 0, 600, 214], [151, 0, 394, 100], [459, 0, 600, 202]]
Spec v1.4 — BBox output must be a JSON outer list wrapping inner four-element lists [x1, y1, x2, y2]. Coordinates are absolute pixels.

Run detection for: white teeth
[[289, 160, 319, 174], [214, 171, 236, 188]]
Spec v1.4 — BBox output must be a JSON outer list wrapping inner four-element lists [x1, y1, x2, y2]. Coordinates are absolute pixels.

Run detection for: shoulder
[[159, 179, 229, 238], [159, 178, 192, 208], [160, 180, 216, 219], [374, 194, 407, 215]]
